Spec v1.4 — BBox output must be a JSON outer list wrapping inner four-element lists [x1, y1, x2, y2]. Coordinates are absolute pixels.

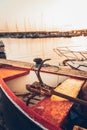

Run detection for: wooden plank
[[0, 67, 29, 81], [42, 67, 87, 80], [0, 59, 87, 80], [51, 78, 85, 101], [57, 67, 87, 80]]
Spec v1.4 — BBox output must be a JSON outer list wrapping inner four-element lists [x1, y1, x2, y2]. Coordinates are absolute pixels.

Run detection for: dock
[[0, 29, 87, 38]]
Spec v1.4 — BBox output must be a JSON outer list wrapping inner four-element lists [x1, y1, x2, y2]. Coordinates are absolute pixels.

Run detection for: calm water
[[1, 36, 87, 65]]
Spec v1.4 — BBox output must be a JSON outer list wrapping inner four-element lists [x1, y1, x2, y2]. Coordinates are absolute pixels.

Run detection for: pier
[[0, 29, 87, 38]]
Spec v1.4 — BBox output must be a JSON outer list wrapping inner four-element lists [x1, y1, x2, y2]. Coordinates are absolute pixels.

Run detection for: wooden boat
[[53, 46, 87, 73], [0, 40, 6, 59], [62, 59, 87, 72], [0, 60, 87, 130]]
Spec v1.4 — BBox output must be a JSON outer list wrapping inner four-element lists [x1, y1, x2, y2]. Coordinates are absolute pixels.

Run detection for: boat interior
[[0, 63, 87, 129], [5, 66, 67, 107]]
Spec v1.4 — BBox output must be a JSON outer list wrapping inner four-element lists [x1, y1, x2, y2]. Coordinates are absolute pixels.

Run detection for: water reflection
[[1, 36, 87, 65]]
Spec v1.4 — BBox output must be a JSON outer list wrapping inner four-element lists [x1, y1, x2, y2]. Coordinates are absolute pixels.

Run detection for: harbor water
[[1, 36, 87, 65]]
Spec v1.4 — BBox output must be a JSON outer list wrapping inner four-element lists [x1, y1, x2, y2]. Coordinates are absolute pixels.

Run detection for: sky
[[0, 0, 87, 32]]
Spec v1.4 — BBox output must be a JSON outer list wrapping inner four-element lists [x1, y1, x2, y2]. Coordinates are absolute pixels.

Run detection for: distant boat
[[63, 59, 87, 72], [0, 40, 6, 59], [53, 46, 87, 72], [0, 59, 87, 130]]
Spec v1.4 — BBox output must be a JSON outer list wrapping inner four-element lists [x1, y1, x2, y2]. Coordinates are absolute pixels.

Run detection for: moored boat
[[62, 59, 87, 72], [0, 61, 87, 130], [0, 40, 6, 59]]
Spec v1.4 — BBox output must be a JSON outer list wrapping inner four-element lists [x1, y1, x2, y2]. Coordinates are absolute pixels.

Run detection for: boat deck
[[0, 64, 30, 81], [32, 78, 85, 129], [14, 77, 85, 129], [0, 60, 86, 129]]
